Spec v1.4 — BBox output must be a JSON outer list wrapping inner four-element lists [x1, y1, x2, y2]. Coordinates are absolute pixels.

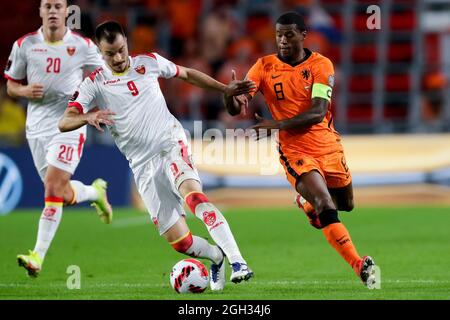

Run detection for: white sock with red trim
[[185, 192, 245, 264], [171, 232, 223, 264], [70, 180, 98, 204], [33, 197, 64, 260]]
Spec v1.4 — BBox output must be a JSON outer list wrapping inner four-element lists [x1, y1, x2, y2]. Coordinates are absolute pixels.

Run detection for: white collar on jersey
[[38, 26, 71, 45]]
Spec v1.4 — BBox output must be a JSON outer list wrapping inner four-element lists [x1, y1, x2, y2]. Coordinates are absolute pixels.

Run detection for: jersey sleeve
[[67, 78, 97, 114], [83, 42, 104, 71], [4, 41, 27, 83], [153, 53, 179, 79], [245, 59, 263, 98], [311, 57, 335, 102]]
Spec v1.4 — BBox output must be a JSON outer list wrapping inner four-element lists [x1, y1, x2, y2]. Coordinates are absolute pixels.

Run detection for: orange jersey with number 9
[[246, 49, 342, 156]]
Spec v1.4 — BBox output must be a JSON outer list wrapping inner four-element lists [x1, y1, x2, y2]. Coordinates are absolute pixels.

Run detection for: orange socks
[[322, 222, 361, 270]]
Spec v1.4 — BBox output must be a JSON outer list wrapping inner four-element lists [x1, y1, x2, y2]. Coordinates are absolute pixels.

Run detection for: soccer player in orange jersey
[[223, 12, 377, 288]]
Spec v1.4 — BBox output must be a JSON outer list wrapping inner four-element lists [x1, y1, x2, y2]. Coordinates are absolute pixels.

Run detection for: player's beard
[[112, 60, 128, 73]]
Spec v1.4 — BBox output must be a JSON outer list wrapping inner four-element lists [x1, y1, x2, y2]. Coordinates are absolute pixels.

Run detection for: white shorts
[[27, 127, 87, 181], [133, 139, 201, 235]]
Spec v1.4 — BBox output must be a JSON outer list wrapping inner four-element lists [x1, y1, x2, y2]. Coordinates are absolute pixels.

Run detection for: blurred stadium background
[[1, 0, 449, 213], [1, 0, 450, 300]]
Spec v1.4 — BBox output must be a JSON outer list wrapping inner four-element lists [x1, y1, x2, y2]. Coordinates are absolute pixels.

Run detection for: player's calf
[[294, 194, 322, 229]]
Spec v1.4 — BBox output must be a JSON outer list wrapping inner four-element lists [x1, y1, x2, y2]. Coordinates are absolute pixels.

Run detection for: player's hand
[[234, 94, 249, 115], [250, 113, 281, 140], [86, 108, 116, 132], [224, 70, 256, 98], [23, 83, 44, 99]]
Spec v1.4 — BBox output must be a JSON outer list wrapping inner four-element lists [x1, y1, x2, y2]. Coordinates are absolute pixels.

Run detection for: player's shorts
[[132, 139, 201, 235], [278, 145, 352, 190], [27, 127, 87, 181]]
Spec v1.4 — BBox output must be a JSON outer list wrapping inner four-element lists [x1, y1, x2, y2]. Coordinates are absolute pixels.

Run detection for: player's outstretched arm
[[59, 107, 115, 133], [223, 70, 255, 116], [177, 66, 255, 95], [6, 80, 44, 99]]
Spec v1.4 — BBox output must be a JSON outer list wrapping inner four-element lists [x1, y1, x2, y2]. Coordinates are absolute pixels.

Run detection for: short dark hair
[[276, 12, 307, 32], [95, 21, 126, 44]]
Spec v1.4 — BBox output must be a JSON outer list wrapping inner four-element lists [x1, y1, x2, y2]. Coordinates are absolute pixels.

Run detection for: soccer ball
[[170, 259, 209, 293]]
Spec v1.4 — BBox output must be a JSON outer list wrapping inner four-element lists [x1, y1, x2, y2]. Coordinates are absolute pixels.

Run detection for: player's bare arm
[[6, 80, 44, 99], [59, 107, 116, 133], [250, 97, 328, 140], [177, 66, 255, 97], [223, 70, 255, 116]]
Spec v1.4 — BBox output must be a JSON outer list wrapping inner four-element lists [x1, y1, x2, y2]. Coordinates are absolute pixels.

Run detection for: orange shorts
[[278, 147, 352, 190]]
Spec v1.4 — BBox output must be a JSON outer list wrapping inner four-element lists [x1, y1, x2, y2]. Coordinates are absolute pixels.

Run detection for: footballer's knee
[[318, 209, 340, 228], [170, 232, 193, 254], [312, 195, 336, 214], [44, 178, 67, 197]]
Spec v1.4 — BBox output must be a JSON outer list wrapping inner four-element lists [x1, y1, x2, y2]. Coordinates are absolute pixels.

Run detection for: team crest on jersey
[[135, 65, 146, 74], [202, 211, 217, 226], [301, 69, 310, 80], [67, 46, 76, 56]]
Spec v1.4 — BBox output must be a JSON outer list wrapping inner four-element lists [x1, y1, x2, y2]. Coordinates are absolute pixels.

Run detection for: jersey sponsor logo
[[328, 75, 335, 87], [202, 211, 217, 226], [301, 69, 310, 80], [271, 74, 281, 79], [103, 79, 121, 85], [31, 48, 48, 53], [135, 65, 146, 74], [67, 46, 76, 56], [5, 59, 12, 71]]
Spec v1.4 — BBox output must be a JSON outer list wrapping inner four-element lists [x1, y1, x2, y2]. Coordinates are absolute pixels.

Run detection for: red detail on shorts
[[78, 133, 85, 159], [68, 102, 83, 114], [202, 210, 217, 226], [171, 233, 193, 253], [152, 217, 159, 226], [170, 163, 179, 177], [185, 192, 209, 213], [175, 65, 180, 77], [4, 74, 25, 84], [178, 140, 193, 169], [17, 31, 38, 48], [72, 31, 92, 46], [45, 196, 64, 203]]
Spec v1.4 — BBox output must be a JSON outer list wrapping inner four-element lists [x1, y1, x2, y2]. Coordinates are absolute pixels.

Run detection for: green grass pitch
[[1, 206, 449, 300]]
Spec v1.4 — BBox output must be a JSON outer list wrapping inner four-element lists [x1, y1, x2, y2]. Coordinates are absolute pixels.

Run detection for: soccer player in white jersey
[[59, 21, 256, 291], [4, 0, 112, 277]]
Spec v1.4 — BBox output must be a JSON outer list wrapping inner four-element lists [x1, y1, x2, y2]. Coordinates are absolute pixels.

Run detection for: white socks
[[33, 198, 63, 260], [187, 235, 223, 264], [195, 203, 245, 264], [70, 180, 98, 204]]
